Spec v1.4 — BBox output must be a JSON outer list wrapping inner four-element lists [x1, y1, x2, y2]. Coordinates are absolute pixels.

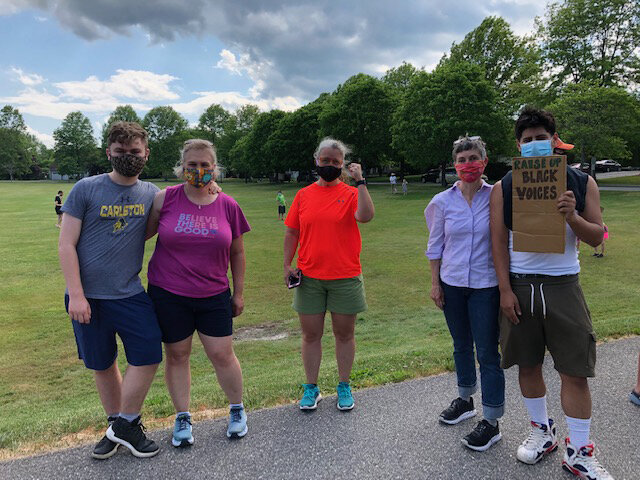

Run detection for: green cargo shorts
[[499, 274, 596, 377], [292, 274, 367, 315]]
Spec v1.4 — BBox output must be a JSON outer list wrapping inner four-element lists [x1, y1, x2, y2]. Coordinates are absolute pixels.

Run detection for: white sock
[[230, 403, 244, 410], [566, 416, 591, 449], [522, 395, 549, 427], [176, 411, 190, 417]]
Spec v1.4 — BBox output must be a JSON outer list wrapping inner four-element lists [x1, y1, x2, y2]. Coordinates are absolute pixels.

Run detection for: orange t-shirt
[[285, 182, 361, 280]]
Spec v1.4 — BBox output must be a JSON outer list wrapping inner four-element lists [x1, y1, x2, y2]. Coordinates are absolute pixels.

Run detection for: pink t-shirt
[[147, 185, 251, 298]]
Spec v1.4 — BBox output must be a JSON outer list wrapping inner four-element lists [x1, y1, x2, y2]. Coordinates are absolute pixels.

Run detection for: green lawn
[[1, 180, 638, 458], [597, 174, 640, 185]]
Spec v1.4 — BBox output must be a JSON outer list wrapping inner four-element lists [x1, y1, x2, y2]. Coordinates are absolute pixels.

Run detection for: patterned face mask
[[110, 154, 147, 177], [184, 167, 215, 188]]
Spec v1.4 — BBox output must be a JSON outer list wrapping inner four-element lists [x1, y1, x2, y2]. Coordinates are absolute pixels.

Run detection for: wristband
[[355, 179, 366, 186]]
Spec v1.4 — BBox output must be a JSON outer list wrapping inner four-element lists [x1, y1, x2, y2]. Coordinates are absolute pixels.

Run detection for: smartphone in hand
[[287, 272, 302, 289]]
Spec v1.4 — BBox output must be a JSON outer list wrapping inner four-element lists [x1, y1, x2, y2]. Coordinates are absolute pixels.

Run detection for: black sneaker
[[439, 397, 477, 425], [106, 416, 159, 458], [461, 420, 502, 451], [92, 416, 119, 460]]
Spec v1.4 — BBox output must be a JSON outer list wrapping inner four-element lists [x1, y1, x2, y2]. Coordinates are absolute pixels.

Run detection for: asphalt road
[[2, 337, 639, 480]]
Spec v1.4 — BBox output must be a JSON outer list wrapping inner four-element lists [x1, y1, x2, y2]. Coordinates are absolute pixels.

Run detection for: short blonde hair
[[174, 139, 220, 179]]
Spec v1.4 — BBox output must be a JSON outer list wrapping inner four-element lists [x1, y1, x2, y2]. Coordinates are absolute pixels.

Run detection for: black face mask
[[316, 165, 341, 182], [110, 153, 147, 177]]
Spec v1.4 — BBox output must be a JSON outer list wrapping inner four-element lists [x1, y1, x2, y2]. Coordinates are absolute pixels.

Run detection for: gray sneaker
[[226, 407, 248, 439]]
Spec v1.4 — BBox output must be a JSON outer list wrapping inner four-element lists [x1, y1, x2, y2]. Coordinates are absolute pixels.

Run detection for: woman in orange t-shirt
[[284, 137, 374, 412]]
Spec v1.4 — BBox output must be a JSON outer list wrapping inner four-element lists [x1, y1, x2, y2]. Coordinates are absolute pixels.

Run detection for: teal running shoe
[[299, 383, 321, 410], [227, 407, 248, 438], [336, 382, 354, 410], [172, 412, 194, 447]]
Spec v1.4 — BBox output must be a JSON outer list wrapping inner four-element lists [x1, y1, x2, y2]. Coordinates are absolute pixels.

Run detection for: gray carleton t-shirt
[[62, 174, 159, 299]]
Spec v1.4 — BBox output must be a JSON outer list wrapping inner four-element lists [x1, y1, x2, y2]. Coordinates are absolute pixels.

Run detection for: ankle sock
[[566, 416, 591, 449], [485, 418, 498, 427], [176, 411, 190, 417], [460, 395, 471, 403], [522, 395, 549, 427], [119, 412, 139, 423], [230, 403, 244, 410]]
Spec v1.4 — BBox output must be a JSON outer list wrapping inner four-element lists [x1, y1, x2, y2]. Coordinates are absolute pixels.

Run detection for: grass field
[[597, 174, 640, 185], [1, 179, 639, 459]]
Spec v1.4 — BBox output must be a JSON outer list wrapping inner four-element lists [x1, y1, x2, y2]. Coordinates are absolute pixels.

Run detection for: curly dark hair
[[515, 106, 556, 141], [107, 121, 148, 147]]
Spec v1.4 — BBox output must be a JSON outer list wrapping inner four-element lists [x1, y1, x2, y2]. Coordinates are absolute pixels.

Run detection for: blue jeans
[[441, 282, 505, 420]]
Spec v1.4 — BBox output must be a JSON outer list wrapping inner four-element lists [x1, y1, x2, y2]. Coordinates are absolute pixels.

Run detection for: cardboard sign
[[512, 155, 567, 253]]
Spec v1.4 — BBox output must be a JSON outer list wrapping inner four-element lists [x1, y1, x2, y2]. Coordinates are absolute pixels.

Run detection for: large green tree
[[0, 105, 30, 180], [142, 106, 188, 179], [441, 16, 545, 113], [264, 95, 329, 175], [319, 73, 394, 170], [241, 110, 286, 178], [549, 82, 640, 163], [53, 111, 97, 178], [537, 0, 640, 89], [392, 62, 510, 184], [235, 104, 260, 133], [198, 104, 232, 144]]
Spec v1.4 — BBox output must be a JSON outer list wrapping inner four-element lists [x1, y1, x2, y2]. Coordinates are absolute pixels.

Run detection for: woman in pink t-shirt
[[146, 139, 251, 447]]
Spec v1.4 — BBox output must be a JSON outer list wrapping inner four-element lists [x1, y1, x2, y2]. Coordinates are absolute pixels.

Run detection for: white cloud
[[10, 67, 45, 86], [25, 125, 54, 148], [172, 90, 301, 116], [0, 86, 150, 120], [55, 69, 179, 102]]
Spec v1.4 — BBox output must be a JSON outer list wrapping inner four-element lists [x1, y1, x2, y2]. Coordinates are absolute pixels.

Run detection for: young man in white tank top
[[490, 108, 613, 479]]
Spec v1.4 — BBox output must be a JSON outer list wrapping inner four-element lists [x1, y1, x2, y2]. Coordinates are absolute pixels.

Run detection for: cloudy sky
[[0, 0, 545, 147]]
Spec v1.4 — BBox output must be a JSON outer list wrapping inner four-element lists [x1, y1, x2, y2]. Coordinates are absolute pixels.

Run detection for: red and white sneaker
[[562, 438, 614, 480], [516, 419, 558, 464]]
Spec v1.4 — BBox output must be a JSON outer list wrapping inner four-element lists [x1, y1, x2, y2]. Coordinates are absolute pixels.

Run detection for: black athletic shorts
[[278, 205, 286, 214], [147, 284, 233, 343]]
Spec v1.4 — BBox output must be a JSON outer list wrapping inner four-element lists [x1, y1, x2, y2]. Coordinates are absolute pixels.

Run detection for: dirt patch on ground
[[234, 323, 290, 342]]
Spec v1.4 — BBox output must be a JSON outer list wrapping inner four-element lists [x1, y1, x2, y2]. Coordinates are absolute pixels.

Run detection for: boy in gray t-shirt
[[59, 122, 162, 459]]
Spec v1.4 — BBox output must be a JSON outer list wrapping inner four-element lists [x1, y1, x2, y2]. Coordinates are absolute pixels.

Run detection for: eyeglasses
[[453, 135, 481, 145]]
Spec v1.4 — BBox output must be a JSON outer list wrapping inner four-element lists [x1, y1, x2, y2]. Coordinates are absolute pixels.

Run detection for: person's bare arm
[[490, 182, 521, 324], [229, 235, 246, 317], [560, 176, 604, 247], [58, 214, 91, 323], [283, 226, 300, 285], [349, 163, 375, 223], [428, 259, 444, 310], [145, 189, 166, 240]]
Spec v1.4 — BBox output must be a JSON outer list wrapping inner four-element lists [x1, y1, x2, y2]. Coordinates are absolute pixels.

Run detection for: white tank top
[[509, 224, 580, 275]]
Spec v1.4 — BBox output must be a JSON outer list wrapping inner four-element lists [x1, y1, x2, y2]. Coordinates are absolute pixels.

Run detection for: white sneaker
[[516, 419, 558, 464], [562, 438, 614, 480]]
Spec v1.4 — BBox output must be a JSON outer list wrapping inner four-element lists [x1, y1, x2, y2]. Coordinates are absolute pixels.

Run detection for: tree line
[[1, 0, 639, 181]]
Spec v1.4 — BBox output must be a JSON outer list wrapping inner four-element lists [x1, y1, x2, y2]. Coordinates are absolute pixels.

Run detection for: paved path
[[2, 337, 639, 480]]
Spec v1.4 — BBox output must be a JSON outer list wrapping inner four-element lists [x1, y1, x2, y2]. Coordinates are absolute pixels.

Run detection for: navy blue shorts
[[65, 291, 163, 371], [147, 284, 233, 343]]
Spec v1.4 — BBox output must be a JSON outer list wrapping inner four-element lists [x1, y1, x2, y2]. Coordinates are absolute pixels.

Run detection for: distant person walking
[[277, 190, 286, 220], [402, 178, 408, 196], [425, 135, 505, 452], [389, 173, 397, 194], [55, 190, 63, 227], [283, 137, 374, 412], [146, 139, 251, 447]]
